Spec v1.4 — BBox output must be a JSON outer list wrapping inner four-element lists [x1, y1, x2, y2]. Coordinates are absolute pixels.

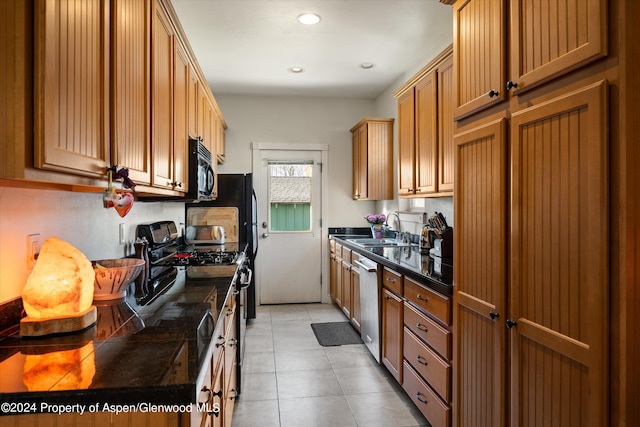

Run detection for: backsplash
[[0, 186, 185, 303]]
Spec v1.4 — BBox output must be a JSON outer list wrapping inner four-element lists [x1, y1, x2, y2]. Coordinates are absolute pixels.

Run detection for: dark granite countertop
[[0, 262, 240, 414], [329, 228, 453, 297]]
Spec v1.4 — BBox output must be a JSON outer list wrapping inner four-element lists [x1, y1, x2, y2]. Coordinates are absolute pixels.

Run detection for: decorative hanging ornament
[[103, 166, 135, 218]]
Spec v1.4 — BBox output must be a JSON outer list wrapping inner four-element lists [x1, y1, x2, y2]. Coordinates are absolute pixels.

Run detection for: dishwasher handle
[[354, 258, 377, 272]]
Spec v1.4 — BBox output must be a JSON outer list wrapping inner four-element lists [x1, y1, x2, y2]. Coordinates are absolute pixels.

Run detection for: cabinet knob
[[488, 89, 499, 98], [506, 80, 519, 90], [506, 319, 517, 328], [489, 311, 499, 320], [171, 181, 182, 188]]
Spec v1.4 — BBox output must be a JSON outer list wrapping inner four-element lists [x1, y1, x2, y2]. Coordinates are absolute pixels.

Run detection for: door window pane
[[268, 163, 312, 231]]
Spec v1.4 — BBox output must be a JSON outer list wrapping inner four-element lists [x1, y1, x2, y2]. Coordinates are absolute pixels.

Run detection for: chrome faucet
[[385, 211, 401, 232]]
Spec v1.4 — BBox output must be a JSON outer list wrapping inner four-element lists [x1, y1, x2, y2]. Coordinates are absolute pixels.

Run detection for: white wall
[[0, 186, 185, 303], [215, 95, 381, 227]]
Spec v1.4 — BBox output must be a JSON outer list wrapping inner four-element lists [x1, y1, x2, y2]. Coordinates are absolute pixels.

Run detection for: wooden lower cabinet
[[381, 287, 403, 382], [403, 361, 451, 427], [341, 247, 353, 318]]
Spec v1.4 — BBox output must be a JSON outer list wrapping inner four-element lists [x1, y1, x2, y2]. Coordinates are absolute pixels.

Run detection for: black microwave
[[188, 137, 215, 201]]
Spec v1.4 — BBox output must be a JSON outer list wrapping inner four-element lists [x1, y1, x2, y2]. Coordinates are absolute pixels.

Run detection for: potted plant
[[365, 213, 387, 239]]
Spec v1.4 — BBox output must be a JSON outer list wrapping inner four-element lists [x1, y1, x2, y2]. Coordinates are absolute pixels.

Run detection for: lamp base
[[20, 306, 97, 337]]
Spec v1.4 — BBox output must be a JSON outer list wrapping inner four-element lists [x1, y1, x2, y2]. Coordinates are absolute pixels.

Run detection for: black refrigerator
[[186, 173, 258, 319]]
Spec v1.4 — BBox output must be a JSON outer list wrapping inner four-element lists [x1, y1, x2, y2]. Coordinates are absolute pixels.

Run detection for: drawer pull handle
[[416, 392, 428, 404], [386, 277, 396, 283], [385, 296, 393, 301], [415, 323, 428, 332], [416, 294, 428, 302], [416, 355, 428, 366]]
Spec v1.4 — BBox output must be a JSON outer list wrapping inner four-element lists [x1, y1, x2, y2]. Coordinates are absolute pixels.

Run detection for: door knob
[[261, 233, 269, 238], [262, 222, 267, 228]]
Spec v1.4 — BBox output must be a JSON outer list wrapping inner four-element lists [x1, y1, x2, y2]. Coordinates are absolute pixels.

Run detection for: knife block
[[431, 227, 453, 258]]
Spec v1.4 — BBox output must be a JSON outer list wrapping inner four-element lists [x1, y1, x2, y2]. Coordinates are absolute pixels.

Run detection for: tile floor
[[231, 303, 431, 427]]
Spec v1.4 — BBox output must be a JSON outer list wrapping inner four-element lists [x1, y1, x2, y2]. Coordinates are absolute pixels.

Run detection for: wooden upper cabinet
[[151, 0, 174, 190], [414, 69, 438, 195], [350, 118, 394, 201], [509, 81, 608, 427], [397, 88, 416, 196], [453, 118, 508, 427], [453, 0, 506, 120], [112, 0, 151, 185], [395, 48, 453, 198], [35, 0, 110, 178], [437, 55, 454, 192], [173, 40, 189, 193], [453, 0, 608, 120], [352, 124, 368, 200], [188, 66, 199, 139], [509, 0, 607, 95]]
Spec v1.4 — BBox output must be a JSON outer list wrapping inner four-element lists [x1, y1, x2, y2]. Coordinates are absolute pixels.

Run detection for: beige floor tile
[[245, 319, 273, 336], [334, 365, 397, 394], [244, 334, 274, 353], [243, 350, 275, 374], [279, 396, 357, 427], [276, 369, 343, 399], [274, 348, 332, 372], [324, 343, 379, 368], [273, 332, 322, 351], [345, 390, 431, 427], [239, 372, 278, 402], [270, 309, 312, 324], [231, 399, 280, 427], [271, 322, 315, 337]]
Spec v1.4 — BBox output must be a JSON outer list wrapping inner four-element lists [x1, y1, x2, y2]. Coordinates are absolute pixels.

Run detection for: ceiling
[[171, 1, 453, 99]]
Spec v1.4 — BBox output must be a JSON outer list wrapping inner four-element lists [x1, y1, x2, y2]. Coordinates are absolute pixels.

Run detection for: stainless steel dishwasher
[[354, 257, 380, 362]]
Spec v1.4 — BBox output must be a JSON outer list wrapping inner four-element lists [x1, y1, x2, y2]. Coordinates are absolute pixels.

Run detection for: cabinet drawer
[[404, 302, 451, 360], [404, 277, 450, 325], [342, 247, 352, 264], [383, 267, 403, 295], [335, 243, 343, 258], [403, 327, 451, 402], [402, 360, 450, 427]]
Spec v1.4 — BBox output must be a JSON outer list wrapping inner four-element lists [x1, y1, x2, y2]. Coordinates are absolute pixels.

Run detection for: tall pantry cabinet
[[449, 0, 616, 426]]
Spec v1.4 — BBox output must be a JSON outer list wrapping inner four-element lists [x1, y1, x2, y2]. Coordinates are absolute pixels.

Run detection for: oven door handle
[[239, 267, 253, 289]]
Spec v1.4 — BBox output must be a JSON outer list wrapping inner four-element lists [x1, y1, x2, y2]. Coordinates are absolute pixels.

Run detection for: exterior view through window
[[268, 162, 313, 231]]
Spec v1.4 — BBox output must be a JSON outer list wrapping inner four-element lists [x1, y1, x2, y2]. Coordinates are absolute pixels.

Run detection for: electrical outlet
[[27, 233, 40, 269], [119, 223, 126, 245]]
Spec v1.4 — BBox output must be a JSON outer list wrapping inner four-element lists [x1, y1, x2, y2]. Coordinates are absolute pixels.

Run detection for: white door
[[254, 147, 324, 304]]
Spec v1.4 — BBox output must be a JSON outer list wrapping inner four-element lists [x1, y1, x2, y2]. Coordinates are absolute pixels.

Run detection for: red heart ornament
[[113, 191, 134, 218]]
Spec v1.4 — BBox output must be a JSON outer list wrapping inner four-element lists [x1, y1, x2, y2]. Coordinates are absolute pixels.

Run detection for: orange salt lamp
[[22, 237, 94, 319]]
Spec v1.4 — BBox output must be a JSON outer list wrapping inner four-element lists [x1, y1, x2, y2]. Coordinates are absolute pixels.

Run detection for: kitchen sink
[[346, 238, 418, 248]]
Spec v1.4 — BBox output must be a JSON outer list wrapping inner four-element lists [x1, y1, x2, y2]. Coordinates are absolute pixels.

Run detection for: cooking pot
[[185, 225, 226, 244]]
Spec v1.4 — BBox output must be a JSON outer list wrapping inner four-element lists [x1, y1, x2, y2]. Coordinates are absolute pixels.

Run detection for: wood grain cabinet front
[[395, 48, 454, 197], [403, 361, 451, 427], [381, 287, 403, 383], [350, 118, 394, 201]]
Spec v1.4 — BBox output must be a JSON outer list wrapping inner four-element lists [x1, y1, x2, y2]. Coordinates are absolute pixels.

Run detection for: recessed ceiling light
[[288, 67, 305, 73], [297, 13, 321, 25], [360, 63, 375, 69]]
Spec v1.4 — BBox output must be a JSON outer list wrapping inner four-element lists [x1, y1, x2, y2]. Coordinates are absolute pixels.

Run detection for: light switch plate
[[27, 233, 40, 269]]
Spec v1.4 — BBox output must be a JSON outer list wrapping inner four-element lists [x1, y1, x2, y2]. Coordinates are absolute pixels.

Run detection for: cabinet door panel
[[453, 118, 507, 427], [437, 55, 455, 192], [509, 0, 607, 94], [382, 288, 403, 382], [173, 41, 189, 192], [415, 70, 437, 194], [151, 0, 174, 189], [112, 0, 151, 185], [453, 0, 506, 120], [35, 0, 110, 177], [398, 89, 416, 195], [509, 81, 608, 427]]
